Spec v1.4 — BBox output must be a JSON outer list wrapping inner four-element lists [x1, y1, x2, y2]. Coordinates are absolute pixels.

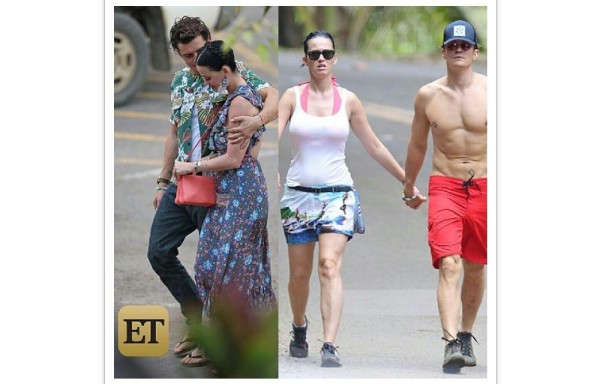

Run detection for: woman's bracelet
[[256, 113, 265, 125], [156, 186, 168, 191]]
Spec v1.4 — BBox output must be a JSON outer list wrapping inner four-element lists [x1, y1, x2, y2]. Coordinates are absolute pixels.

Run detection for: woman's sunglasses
[[306, 49, 336, 61]]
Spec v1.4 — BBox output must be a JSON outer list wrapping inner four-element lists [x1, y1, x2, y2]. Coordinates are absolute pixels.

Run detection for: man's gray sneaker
[[320, 342, 341, 367], [289, 321, 308, 358], [457, 331, 478, 367], [442, 338, 465, 373]]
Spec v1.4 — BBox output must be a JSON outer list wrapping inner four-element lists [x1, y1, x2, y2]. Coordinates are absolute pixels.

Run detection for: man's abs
[[431, 127, 487, 179]]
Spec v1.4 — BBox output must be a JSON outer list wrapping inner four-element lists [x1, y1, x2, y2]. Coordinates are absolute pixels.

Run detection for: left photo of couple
[[112, 6, 279, 379]]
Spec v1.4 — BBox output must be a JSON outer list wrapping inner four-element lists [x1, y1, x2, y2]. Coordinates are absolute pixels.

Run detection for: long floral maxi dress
[[194, 84, 277, 318]]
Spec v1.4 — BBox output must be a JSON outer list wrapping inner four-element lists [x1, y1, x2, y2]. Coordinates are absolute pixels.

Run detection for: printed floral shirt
[[169, 61, 269, 162]]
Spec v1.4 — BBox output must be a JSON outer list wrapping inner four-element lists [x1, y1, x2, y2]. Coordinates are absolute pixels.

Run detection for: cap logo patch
[[453, 25, 466, 37]]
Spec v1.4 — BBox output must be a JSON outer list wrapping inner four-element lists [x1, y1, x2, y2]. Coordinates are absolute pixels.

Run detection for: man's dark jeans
[[147, 183, 208, 324]]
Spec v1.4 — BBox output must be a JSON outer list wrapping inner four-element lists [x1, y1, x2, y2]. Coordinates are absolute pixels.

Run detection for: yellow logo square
[[118, 305, 169, 356]]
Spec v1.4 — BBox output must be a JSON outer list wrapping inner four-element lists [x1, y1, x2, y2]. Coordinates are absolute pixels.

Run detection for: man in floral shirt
[[146, 16, 278, 366]]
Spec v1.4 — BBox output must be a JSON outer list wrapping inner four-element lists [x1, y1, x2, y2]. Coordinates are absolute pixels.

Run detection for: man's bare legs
[[438, 255, 462, 339], [457, 259, 485, 367], [438, 255, 486, 372], [437, 255, 465, 372], [460, 259, 485, 333]]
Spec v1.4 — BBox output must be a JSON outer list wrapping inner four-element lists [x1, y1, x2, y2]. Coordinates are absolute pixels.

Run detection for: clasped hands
[[403, 186, 428, 210]]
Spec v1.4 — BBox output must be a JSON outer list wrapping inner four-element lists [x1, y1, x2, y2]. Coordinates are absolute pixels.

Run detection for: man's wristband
[[156, 186, 168, 191], [156, 177, 171, 185], [402, 190, 418, 202]]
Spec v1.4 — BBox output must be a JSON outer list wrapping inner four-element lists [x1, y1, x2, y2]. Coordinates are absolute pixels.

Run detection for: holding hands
[[402, 186, 428, 210]]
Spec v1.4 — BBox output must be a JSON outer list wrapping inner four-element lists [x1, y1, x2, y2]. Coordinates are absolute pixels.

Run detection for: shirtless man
[[402, 20, 487, 374]]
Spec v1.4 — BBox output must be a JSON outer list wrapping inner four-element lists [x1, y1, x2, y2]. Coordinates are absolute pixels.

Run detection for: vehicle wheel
[[114, 12, 148, 106]]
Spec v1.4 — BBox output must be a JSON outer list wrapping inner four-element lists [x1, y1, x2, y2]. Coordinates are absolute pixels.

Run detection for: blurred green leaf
[[192, 289, 277, 378], [218, 7, 277, 63], [241, 31, 253, 45], [251, 21, 263, 34], [256, 44, 269, 62], [223, 40, 233, 53]]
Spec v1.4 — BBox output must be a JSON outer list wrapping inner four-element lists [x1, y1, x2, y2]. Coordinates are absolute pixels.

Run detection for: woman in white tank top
[[278, 30, 427, 368]]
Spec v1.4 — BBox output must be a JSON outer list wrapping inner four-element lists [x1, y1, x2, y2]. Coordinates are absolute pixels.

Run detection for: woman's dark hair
[[303, 30, 336, 54], [195, 40, 237, 73], [169, 16, 211, 52]]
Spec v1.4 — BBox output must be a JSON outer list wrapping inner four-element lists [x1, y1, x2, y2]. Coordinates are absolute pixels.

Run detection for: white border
[[105, 2, 496, 383]]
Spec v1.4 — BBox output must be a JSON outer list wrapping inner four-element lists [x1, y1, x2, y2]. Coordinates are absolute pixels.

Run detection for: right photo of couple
[[277, 13, 487, 377], [113, 4, 492, 381]]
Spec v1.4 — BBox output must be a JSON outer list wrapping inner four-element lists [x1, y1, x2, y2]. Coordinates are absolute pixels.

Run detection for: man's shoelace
[[442, 329, 462, 352], [458, 333, 479, 355]]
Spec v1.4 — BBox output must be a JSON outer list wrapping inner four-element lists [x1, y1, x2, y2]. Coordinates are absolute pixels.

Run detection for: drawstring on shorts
[[461, 170, 481, 199]]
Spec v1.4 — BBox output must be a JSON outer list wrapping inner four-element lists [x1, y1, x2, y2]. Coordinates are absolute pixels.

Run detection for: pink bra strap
[[300, 83, 310, 113], [332, 86, 341, 115], [299, 79, 341, 114]]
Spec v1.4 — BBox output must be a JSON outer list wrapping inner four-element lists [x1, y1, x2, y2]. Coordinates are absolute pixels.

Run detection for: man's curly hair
[[169, 16, 211, 52]]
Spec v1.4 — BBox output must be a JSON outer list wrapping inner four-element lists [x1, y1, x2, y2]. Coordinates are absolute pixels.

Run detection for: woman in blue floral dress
[[173, 41, 277, 367]]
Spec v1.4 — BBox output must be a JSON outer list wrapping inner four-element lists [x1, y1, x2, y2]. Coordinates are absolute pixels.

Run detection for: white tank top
[[285, 85, 354, 187]]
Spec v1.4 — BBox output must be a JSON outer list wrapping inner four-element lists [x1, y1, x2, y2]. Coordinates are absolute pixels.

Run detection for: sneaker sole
[[321, 357, 341, 368], [463, 357, 476, 367], [289, 345, 308, 358], [443, 355, 465, 374]]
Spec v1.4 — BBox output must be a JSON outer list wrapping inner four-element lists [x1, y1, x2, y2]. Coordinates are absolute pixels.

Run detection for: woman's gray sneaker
[[320, 342, 341, 367]]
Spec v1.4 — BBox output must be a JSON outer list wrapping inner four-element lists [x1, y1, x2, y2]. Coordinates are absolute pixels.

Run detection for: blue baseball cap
[[443, 20, 477, 46]]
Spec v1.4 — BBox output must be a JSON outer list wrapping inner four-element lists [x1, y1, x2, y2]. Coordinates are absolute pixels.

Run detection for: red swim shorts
[[427, 175, 487, 269]]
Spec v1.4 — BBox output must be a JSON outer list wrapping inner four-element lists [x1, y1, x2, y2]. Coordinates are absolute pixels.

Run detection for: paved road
[[276, 50, 489, 379]]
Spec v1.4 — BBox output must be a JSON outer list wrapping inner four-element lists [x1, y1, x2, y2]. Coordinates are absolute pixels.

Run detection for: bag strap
[[185, 126, 212, 162]]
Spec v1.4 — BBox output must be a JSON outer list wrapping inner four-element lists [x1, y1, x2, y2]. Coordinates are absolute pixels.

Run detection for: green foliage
[[223, 7, 277, 63], [193, 290, 278, 378], [292, 6, 318, 36], [280, 6, 487, 58], [360, 6, 485, 58]]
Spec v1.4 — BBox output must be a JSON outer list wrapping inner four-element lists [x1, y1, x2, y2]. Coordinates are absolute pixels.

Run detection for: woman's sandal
[[173, 337, 197, 357], [181, 348, 210, 367]]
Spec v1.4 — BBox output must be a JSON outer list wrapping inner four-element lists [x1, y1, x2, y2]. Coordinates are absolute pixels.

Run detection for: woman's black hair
[[303, 30, 336, 54], [195, 40, 237, 73]]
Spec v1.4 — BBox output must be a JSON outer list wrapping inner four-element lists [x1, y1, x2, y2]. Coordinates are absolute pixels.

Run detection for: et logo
[[118, 305, 169, 356]]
